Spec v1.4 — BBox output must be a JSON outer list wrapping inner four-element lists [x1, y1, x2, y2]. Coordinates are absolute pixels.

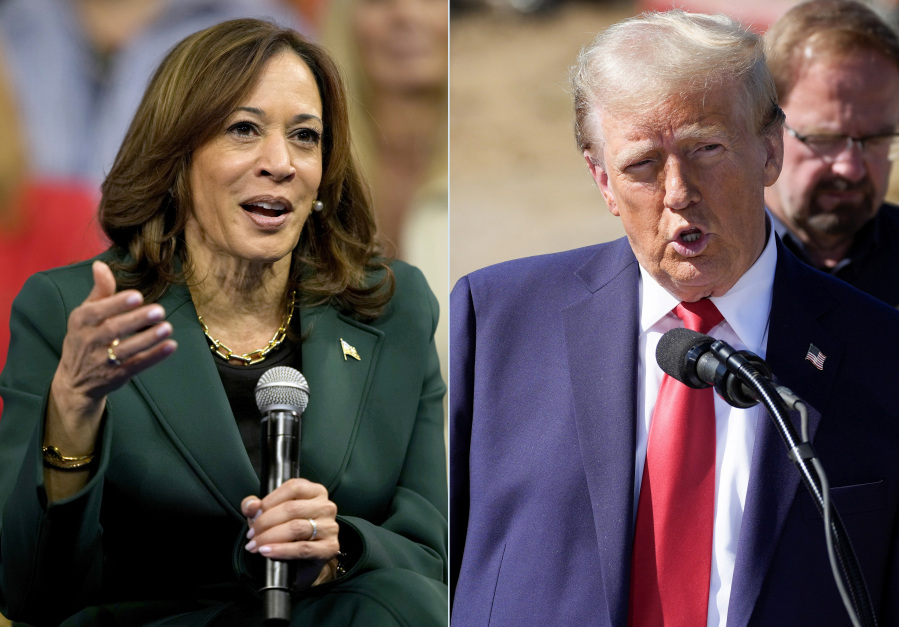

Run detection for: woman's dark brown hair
[[100, 18, 393, 320]]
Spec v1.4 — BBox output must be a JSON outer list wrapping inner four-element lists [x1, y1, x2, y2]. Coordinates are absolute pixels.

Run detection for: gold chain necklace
[[198, 290, 296, 366]]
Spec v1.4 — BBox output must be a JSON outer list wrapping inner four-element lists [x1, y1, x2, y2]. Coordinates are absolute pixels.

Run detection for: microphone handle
[[260, 409, 301, 624]]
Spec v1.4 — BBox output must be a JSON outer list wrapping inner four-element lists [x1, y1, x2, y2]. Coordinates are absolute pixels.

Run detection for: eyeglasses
[[785, 124, 899, 162]]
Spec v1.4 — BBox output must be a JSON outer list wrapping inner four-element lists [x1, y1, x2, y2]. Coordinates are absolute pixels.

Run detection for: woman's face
[[352, 0, 448, 94], [186, 51, 323, 267]]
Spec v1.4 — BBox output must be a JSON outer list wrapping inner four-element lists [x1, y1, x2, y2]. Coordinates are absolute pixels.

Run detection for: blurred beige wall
[[450, 2, 630, 287]]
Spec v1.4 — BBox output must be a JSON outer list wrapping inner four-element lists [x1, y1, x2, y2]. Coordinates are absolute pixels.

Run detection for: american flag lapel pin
[[340, 338, 361, 362], [805, 343, 826, 370]]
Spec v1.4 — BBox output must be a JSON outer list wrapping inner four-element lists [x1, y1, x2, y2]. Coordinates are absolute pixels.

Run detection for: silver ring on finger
[[308, 518, 318, 541], [107, 338, 122, 367]]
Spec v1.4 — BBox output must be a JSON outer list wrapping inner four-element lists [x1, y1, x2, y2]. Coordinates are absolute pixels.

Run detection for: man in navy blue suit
[[450, 8, 899, 626]]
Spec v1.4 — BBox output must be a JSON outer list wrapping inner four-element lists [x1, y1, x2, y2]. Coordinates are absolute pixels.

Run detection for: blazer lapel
[[128, 283, 256, 522], [562, 240, 641, 627], [126, 286, 384, 519], [296, 304, 384, 491], [727, 244, 842, 627]]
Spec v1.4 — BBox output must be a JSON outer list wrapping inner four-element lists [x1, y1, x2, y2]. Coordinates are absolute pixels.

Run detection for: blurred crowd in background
[[0, 0, 448, 416], [455, 0, 899, 27]]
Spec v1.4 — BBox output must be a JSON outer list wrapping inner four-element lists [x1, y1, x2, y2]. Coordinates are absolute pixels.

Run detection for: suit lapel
[[127, 284, 383, 520], [562, 240, 641, 627], [128, 283, 255, 522], [296, 304, 384, 491], [727, 244, 842, 627]]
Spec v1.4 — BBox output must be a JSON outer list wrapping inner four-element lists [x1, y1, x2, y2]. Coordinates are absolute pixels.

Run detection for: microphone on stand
[[655, 328, 876, 627], [255, 366, 310, 624], [655, 327, 772, 408]]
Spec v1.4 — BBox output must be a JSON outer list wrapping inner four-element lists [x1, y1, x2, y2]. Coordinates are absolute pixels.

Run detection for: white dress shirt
[[634, 227, 778, 626]]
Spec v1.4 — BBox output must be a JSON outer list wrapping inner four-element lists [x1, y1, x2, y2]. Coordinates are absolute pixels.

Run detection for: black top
[[212, 337, 303, 483], [771, 203, 899, 308]]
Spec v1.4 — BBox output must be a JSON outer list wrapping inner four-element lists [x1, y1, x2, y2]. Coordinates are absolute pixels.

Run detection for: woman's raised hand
[[242, 478, 341, 590], [47, 261, 177, 447]]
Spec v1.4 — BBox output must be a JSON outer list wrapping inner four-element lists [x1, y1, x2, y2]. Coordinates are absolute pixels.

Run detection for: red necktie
[[628, 299, 724, 626]]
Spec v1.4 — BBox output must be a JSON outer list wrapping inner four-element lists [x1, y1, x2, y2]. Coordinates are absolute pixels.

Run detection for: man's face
[[765, 52, 899, 251], [586, 85, 782, 302]]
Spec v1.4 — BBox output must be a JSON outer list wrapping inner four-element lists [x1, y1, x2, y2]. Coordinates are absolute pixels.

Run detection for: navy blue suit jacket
[[450, 237, 899, 626]]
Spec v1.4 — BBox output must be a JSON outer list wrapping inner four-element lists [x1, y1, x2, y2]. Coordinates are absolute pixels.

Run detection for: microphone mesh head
[[255, 366, 310, 414], [656, 327, 710, 383]]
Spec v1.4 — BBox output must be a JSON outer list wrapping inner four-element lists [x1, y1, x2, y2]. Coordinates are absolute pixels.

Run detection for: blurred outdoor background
[[449, 0, 899, 286]]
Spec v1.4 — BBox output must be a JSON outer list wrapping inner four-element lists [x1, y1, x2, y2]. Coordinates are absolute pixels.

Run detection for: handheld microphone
[[255, 366, 310, 624], [655, 327, 772, 408]]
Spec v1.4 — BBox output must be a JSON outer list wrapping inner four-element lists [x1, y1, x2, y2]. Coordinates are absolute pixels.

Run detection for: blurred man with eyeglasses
[[764, 0, 899, 307]]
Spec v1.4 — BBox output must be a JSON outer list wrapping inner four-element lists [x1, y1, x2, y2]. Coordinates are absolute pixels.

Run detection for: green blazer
[[0, 256, 447, 626]]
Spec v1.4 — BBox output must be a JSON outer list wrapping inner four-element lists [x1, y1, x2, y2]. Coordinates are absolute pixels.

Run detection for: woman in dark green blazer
[[0, 19, 446, 626]]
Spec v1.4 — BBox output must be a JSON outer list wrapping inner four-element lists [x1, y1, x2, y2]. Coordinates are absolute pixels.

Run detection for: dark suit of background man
[[764, 0, 899, 308], [450, 7, 899, 626]]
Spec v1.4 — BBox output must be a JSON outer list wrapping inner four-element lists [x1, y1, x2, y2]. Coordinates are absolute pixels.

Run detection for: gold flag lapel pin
[[341, 338, 361, 361]]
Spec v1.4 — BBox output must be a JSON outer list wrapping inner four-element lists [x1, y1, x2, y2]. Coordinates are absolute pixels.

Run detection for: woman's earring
[[312, 200, 324, 212]]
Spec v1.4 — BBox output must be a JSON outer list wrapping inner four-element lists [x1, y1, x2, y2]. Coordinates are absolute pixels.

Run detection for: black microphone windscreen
[[255, 366, 310, 414], [656, 327, 712, 383]]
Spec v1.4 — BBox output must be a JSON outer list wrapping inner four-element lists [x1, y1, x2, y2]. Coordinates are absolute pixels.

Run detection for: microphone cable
[[777, 386, 862, 627], [709, 342, 876, 627]]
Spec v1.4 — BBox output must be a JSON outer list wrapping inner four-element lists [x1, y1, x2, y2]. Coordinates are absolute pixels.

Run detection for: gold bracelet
[[42, 445, 94, 471]]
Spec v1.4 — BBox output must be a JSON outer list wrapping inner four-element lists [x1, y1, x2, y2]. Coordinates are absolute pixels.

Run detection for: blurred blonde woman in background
[[322, 0, 448, 404]]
